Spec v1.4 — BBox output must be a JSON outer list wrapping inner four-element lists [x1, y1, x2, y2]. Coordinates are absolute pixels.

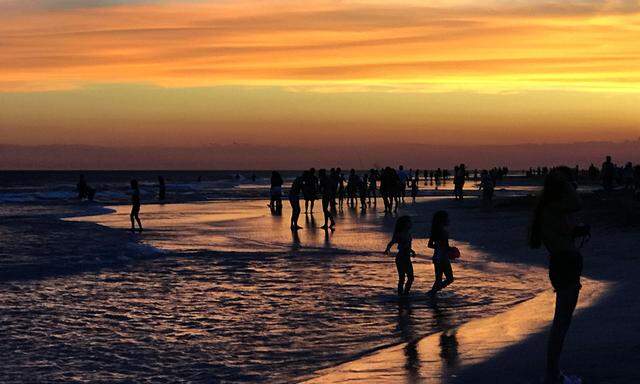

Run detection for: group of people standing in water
[[270, 165, 491, 231], [384, 211, 456, 298]]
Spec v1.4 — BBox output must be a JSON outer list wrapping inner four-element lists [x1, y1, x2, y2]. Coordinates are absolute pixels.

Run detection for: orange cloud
[[1, 0, 639, 93]]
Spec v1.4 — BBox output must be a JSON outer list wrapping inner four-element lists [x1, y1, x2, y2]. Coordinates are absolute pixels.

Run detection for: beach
[[305, 192, 640, 383], [1, 173, 639, 383]]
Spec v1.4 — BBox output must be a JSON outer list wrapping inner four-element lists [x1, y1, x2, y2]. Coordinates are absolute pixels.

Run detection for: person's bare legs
[[545, 285, 580, 383], [135, 215, 143, 232]]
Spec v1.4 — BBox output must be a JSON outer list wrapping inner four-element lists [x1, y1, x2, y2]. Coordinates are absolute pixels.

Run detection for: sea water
[[0, 171, 547, 383]]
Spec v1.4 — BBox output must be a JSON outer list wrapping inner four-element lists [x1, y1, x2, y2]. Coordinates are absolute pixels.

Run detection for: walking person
[[130, 179, 143, 233], [479, 169, 495, 208], [454, 164, 466, 200], [289, 174, 304, 230], [411, 172, 419, 203], [319, 169, 336, 230], [529, 166, 589, 384], [158, 176, 166, 202], [384, 216, 416, 297], [428, 210, 454, 295], [337, 168, 346, 211], [270, 171, 284, 215], [368, 169, 378, 205], [303, 168, 318, 214]]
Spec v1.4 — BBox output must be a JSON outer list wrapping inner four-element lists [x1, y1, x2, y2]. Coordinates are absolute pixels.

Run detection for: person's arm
[[384, 235, 398, 254], [428, 236, 437, 249]]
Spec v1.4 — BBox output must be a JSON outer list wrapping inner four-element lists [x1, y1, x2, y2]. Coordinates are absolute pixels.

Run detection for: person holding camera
[[530, 166, 590, 384]]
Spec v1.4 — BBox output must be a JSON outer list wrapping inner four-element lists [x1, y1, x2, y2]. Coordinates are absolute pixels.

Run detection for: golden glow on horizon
[[1, 0, 639, 147]]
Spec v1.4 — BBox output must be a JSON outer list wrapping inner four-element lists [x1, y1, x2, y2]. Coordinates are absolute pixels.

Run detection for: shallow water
[[0, 198, 547, 383]]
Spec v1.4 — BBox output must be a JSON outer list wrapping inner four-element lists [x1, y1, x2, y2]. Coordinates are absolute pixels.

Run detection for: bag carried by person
[[447, 246, 461, 260]]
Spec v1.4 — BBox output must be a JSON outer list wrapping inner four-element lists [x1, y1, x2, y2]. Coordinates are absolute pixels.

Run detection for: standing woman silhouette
[[530, 167, 586, 384], [130, 179, 143, 233], [385, 216, 416, 297], [428, 210, 454, 295]]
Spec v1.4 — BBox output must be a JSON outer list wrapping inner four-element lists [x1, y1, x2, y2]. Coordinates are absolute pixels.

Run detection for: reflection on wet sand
[[303, 279, 607, 383]]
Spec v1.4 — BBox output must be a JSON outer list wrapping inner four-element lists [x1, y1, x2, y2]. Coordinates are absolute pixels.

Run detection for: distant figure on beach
[[347, 169, 359, 208], [337, 168, 346, 211], [269, 171, 284, 215], [358, 173, 368, 211], [130, 179, 143, 232], [158, 176, 166, 201], [479, 170, 494, 208], [77, 174, 96, 201], [303, 168, 318, 214], [385, 216, 415, 297], [329, 168, 339, 213], [530, 166, 589, 384], [289, 174, 304, 230], [428, 210, 455, 295], [410, 172, 419, 203], [368, 169, 378, 205], [318, 169, 336, 230], [454, 164, 466, 200], [601, 155, 615, 192], [397, 165, 408, 203]]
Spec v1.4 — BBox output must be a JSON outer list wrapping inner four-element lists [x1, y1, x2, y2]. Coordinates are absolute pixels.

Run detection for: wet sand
[[0, 197, 546, 383], [302, 194, 640, 383], [2, 190, 639, 383]]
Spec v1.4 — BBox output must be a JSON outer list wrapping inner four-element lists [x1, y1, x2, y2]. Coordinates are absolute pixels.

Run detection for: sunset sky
[[1, 0, 639, 150]]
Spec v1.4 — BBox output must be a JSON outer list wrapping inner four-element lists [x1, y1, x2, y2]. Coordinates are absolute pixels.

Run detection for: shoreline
[[2, 189, 639, 383], [299, 191, 640, 383]]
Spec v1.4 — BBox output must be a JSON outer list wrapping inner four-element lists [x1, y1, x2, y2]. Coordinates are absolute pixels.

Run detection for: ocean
[[0, 171, 547, 383]]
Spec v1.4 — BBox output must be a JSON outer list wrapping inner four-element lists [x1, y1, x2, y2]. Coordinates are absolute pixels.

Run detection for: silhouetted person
[[77, 174, 88, 200], [385, 216, 415, 297], [77, 174, 95, 201], [337, 168, 346, 211], [380, 167, 393, 212], [601, 155, 615, 192], [368, 168, 378, 205], [289, 174, 304, 230], [251, 173, 257, 182], [329, 168, 339, 213], [428, 210, 454, 295], [158, 176, 166, 201], [318, 169, 336, 230], [397, 165, 408, 203], [479, 170, 494, 208], [434, 168, 442, 190], [530, 167, 588, 384], [358, 173, 368, 210], [347, 169, 359, 208], [130, 179, 143, 232], [410, 172, 419, 203], [270, 171, 284, 215], [303, 168, 318, 214], [453, 164, 466, 200]]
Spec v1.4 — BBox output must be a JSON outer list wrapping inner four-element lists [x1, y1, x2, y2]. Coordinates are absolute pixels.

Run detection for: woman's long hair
[[430, 210, 448, 239], [528, 166, 573, 249], [394, 215, 412, 236]]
